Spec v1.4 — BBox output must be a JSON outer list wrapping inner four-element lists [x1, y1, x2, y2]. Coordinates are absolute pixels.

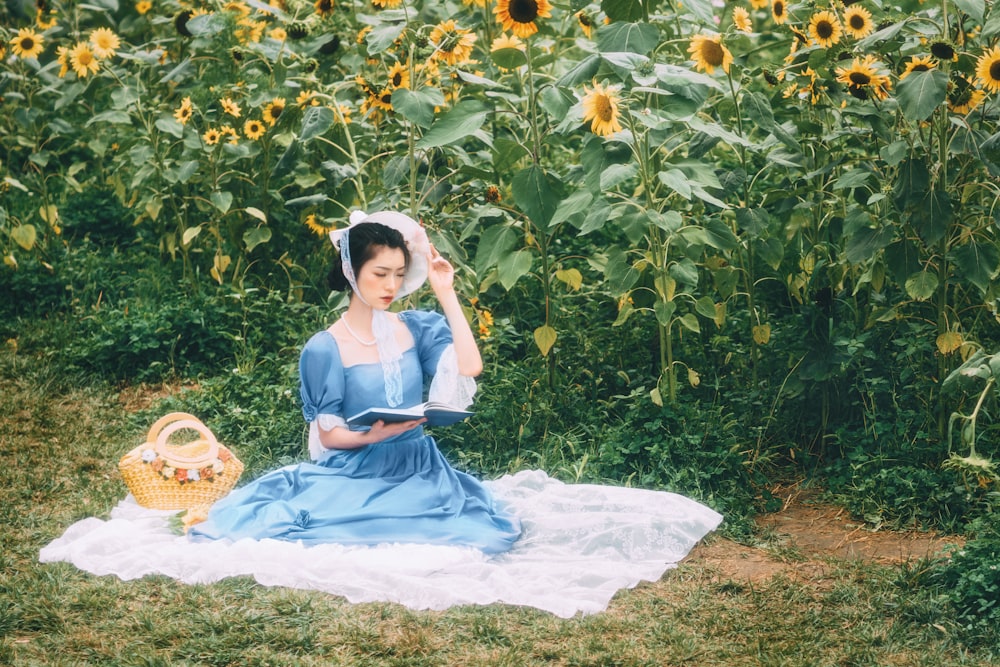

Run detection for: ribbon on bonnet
[[330, 210, 431, 407]]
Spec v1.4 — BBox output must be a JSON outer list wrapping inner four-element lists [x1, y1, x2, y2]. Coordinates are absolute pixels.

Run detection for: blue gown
[[189, 311, 522, 554]]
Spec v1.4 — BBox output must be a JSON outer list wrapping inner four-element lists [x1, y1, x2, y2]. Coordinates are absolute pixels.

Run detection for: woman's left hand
[[427, 244, 455, 294]]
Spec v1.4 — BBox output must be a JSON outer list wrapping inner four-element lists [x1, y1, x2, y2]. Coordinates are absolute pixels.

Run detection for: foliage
[[932, 511, 1000, 645]]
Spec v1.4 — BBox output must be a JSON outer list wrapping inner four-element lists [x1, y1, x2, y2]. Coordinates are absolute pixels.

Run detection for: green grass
[[1, 350, 998, 666]]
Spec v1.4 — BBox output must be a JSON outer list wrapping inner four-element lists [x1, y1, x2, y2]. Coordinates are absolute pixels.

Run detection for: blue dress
[[189, 311, 522, 554]]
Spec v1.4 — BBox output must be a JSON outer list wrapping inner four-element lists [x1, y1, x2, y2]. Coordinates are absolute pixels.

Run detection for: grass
[[1, 350, 998, 666]]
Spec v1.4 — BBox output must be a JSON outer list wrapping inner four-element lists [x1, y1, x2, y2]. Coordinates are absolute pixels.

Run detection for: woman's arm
[[318, 419, 426, 450], [427, 244, 483, 377]]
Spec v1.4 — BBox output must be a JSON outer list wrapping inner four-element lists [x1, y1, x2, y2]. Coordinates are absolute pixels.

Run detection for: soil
[[685, 485, 964, 583]]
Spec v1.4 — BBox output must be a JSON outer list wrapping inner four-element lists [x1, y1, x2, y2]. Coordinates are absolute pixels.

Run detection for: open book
[[346, 402, 474, 428]]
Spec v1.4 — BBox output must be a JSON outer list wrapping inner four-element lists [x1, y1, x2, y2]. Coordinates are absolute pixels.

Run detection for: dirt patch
[[116, 381, 199, 412], [685, 488, 964, 584]]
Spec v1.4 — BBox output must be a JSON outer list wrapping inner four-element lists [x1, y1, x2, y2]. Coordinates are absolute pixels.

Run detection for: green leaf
[[555, 54, 602, 87], [210, 191, 233, 214], [11, 224, 36, 250], [895, 69, 947, 122], [491, 47, 527, 70], [512, 165, 559, 228], [533, 325, 557, 357], [366, 22, 406, 54], [695, 296, 717, 319], [498, 249, 533, 290], [951, 238, 1000, 294], [475, 224, 519, 273], [601, 0, 643, 22], [245, 207, 267, 223], [905, 271, 939, 301], [300, 106, 334, 142], [679, 0, 716, 24], [577, 198, 612, 235], [155, 116, 185, 139], [954, 0, 985, 23], [392, 87, 444, 129], [555, 268, 583, 291], [493, 137, 529, 173], [604, 246, 640, 296], [654, 300, 676, 326], [417, 100, 490, 149], [910, 188, 952, 246], [741, 91, 775, 132], [285, 194, 328, 208], [678, 313, 700, 333], [88, 110, 132, 126], [596, 22, 660, 54], [549, 190, 593, 228], [182, 226, 201, 246], [845, 225, 895, 264], [271, 139, 300, 180], [243, 226, 272, 253], [703, 219, 739, 250]]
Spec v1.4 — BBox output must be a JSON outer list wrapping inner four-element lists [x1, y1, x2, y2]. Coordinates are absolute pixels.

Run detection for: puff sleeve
[[402, 310, 477, 409], [299, 331, 347, 461]]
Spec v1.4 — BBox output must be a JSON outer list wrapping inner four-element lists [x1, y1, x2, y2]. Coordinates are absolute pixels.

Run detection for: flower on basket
[[141, 448, 157, 463], [175, 468, 188, 483], [161, 465, 176, 480], [142, 446, 231, 483], [200, 466, 215, 481]]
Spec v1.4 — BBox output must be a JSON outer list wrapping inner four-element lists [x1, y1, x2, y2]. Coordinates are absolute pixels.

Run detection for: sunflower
[[371, 0, 403, 7], [223, 1, 251, 16], [296, 89, 320, 107], [335, 103, 352, 125], [808, 11, 842, 48], [244, 118, 266, 140], [429, 20, 477, 66], [949, 85, 986, 115], [236, 18, 265, 43], [220, 125, 239, 145], [835, 55, 891, 100], [749, 0, 767, 8], [262, 97, 286, 126], [842, 5, 873, 40], [930, 40, 957, 62], [387, 62, 410, 89], [136, 1, 152, 15], [733, 7, 752, 33], [372, 88, 394, 112], [36, 8, 57, 30], [69, 41, 100, 77], [54, 45, 70, 76], [221, 97, 242, 117], [688, 33, 733, 75], [576, 10, 594, 38], [492, 33, 524, 52], [494, 0, 554, 39], [10, 28, 44, 60], [89, 27, 121, 59], [899, 55, 936, 80], [304, 214, 329, 236], [203, 128, 222, 145], [975, 46, 1000, 94], [771, 0, 787, 25], [314, 0, 334, 16], [269, 27, 287, 41], [174, 96, 194, 124], [581, 81, 623, 137]]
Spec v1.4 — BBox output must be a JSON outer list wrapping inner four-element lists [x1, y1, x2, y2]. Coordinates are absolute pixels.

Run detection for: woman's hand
[[427, 243, 455, 295], [367, 418, 426, 442]]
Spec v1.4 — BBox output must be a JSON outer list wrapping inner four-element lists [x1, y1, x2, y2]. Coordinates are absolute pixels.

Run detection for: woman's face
[[355, 245, 407, 309]]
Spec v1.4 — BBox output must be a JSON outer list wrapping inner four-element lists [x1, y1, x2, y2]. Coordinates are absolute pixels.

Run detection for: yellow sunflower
[[492, 33, 525, 52], [56, 45, 69, 77], [429, 19, 477, 66], [69, 41, 100, 77], [975, 46, 1000, 94], [174, 96, 194, 124], [949, 85, 986, 115], [688, 33, 733, 75], [387, 62, 410, 89], [89, 27, 121, 59], [494, 0, 554, 39], [304, 214, 329, 236], [335, 103, 352, 125], [771, 0, 787, 25], [221, 97, 242, 117], [749, 0, 767, 8], [296, 90, 320, 107], [269, 27, 287, 41], [203, 128, 222, 145], [262, 97, 286, 126], [733, 7, 752, 33], [314, 0, 334, 17], [581, 81, 623, 137], [808, 11, 842, 49], [10, 28, 44, 60], [36, 9, 58, 30], [244, 118, 266, 140], [576, 10, 594, 38], [220, 125, 239, 145], [372, 88, 394, 112], [842, 6, 873, 40], [136, 1, 152, 15], [835, 55, 891, 101], [899, 55, 936, 80], [371, 0, 403, 7]]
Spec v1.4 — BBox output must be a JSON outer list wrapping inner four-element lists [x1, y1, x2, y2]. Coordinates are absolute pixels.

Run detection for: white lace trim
[[308, 415, 348, 462], [428, 344, 476, 409]]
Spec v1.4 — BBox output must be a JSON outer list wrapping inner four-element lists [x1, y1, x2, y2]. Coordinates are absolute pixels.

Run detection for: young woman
[[189, 211, 522, 553]]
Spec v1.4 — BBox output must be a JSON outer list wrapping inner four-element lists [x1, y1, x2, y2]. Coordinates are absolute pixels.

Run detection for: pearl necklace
[[340, 316, 376, 346]]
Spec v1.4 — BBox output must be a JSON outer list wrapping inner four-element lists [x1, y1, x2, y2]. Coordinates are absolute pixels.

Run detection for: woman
[[189, 210, 522, 554]]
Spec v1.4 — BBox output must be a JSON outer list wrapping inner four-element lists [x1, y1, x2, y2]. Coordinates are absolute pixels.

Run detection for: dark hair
[[328, 222, 410, 291]]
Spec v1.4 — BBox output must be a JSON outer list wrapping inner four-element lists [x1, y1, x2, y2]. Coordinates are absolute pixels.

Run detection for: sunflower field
[[4, 0, 1000, 575]]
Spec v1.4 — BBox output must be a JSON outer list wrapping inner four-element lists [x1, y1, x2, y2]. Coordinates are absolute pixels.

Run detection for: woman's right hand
[[367, 418, 426, 442]]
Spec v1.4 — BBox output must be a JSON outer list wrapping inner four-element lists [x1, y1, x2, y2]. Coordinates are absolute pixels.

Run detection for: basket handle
[[150, 415, 221, 468]]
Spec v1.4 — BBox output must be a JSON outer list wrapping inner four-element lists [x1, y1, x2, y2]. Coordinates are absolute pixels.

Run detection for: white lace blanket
[[39, 470, 722, 618]]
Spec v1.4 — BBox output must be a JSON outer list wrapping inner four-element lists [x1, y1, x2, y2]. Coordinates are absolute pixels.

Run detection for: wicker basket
[[119, 412, 244, 510]]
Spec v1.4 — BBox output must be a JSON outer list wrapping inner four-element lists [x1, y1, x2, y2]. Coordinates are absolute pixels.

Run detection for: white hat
[[330, 210, 430, 298]]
